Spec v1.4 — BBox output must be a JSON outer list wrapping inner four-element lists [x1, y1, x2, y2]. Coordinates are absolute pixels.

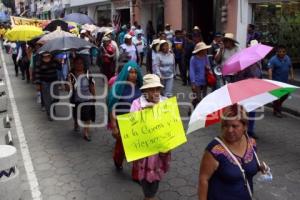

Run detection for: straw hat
[[223, 33, 239, 44], [192, 42, 211, 54], [102, 36, 111, 42], [156, 40, 169, 52], [150, 39, 160, 48], [104, 30, 113, 36], [140, 74, 164, 90]]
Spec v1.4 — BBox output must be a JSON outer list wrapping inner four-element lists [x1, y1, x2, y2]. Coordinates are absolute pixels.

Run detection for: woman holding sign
[[130, 74, 171, 200], [107, 61, 143, 178]]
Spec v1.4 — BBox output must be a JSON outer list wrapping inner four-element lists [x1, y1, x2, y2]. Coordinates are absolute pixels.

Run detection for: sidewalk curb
[[265, 104, 300, 117], [281, 106, 300, 117]]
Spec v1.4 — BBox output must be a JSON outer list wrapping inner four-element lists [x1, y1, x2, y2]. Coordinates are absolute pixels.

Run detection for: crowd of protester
[[0, 20, 295, 200]]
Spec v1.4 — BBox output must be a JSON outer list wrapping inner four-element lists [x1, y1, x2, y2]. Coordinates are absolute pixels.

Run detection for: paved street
[[1, 49, 300, 200]]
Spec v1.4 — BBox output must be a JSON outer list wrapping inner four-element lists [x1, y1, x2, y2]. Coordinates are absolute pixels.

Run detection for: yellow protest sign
[[10, 16, 50, 28], [117, 97, 187, 162]]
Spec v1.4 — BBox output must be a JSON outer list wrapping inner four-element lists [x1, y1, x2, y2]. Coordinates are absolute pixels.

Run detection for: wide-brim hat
[[140, 74, 164, 90], [192, 42, 211, 54], [156, 40, 169, 52], [104, 30, 113, 36], [102, 36, 111, 42], [223, 33, 239, 44], [150, 39, 160, 48]]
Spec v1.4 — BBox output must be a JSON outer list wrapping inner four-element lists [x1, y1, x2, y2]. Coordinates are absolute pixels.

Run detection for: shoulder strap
[[214, 137, 253, 199], [246, 135, 261, 167]]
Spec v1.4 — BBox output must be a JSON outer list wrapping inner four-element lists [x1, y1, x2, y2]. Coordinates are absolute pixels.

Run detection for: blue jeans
[[161, 78, 173, 98]]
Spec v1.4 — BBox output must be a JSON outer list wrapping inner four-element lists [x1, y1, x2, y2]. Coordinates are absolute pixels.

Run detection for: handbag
[[206, 70, 216, 87]]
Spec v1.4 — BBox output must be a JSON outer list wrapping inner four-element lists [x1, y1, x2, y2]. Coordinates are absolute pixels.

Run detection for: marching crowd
[[0, 21, 295, 200]]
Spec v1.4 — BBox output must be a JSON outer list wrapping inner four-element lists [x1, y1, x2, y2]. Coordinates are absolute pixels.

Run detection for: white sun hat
[[140, 74, 164, 90]]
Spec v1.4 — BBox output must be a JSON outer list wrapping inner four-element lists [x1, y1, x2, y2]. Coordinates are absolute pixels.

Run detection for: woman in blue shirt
[[189, 42, 211, 110], [198, 104, 267, 200]]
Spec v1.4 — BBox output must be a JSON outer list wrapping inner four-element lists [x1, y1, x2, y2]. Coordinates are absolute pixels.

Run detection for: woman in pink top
[[130, 74, 171, 200]]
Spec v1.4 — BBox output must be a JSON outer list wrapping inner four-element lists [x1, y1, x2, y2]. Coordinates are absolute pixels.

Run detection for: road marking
[[0, 49, 42, 199]]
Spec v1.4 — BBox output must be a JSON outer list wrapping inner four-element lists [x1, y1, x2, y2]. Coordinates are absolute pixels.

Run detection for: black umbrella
[[27, 34, 45, 48], [63, 13, 95, 25], [37, 37, 97, 54], [44, 20, 69, 32]]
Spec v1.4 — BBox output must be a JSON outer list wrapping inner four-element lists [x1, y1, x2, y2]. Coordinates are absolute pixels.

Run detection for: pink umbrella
[[222, 44, 273, 76]]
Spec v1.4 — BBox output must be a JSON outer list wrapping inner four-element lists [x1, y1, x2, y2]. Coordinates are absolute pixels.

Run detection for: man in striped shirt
[[35, 53, 61, 121]]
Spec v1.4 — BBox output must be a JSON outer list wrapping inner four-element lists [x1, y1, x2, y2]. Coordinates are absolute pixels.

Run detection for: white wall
[[236, 0, 252, 49]]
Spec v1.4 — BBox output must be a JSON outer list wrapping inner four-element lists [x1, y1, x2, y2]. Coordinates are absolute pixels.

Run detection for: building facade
[[26, 0, 299, 64], [228, 0, 300, 63], [29, 0, 226, 43]]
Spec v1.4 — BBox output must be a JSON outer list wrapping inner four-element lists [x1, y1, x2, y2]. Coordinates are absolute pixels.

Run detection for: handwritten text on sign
[[117, 97, 187, 162], [10, 16, 50, 28]]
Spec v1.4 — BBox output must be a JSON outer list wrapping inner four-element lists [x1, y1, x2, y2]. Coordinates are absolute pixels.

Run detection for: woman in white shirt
[[133, 30, 146, 67], [119, 34, 139, 64]]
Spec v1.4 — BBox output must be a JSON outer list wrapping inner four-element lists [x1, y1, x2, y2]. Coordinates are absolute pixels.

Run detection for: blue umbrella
[[63, 13, 95, 25]]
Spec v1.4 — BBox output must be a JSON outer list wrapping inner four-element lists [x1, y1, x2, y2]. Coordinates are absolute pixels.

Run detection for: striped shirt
[[35, 60, 60, 83]]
